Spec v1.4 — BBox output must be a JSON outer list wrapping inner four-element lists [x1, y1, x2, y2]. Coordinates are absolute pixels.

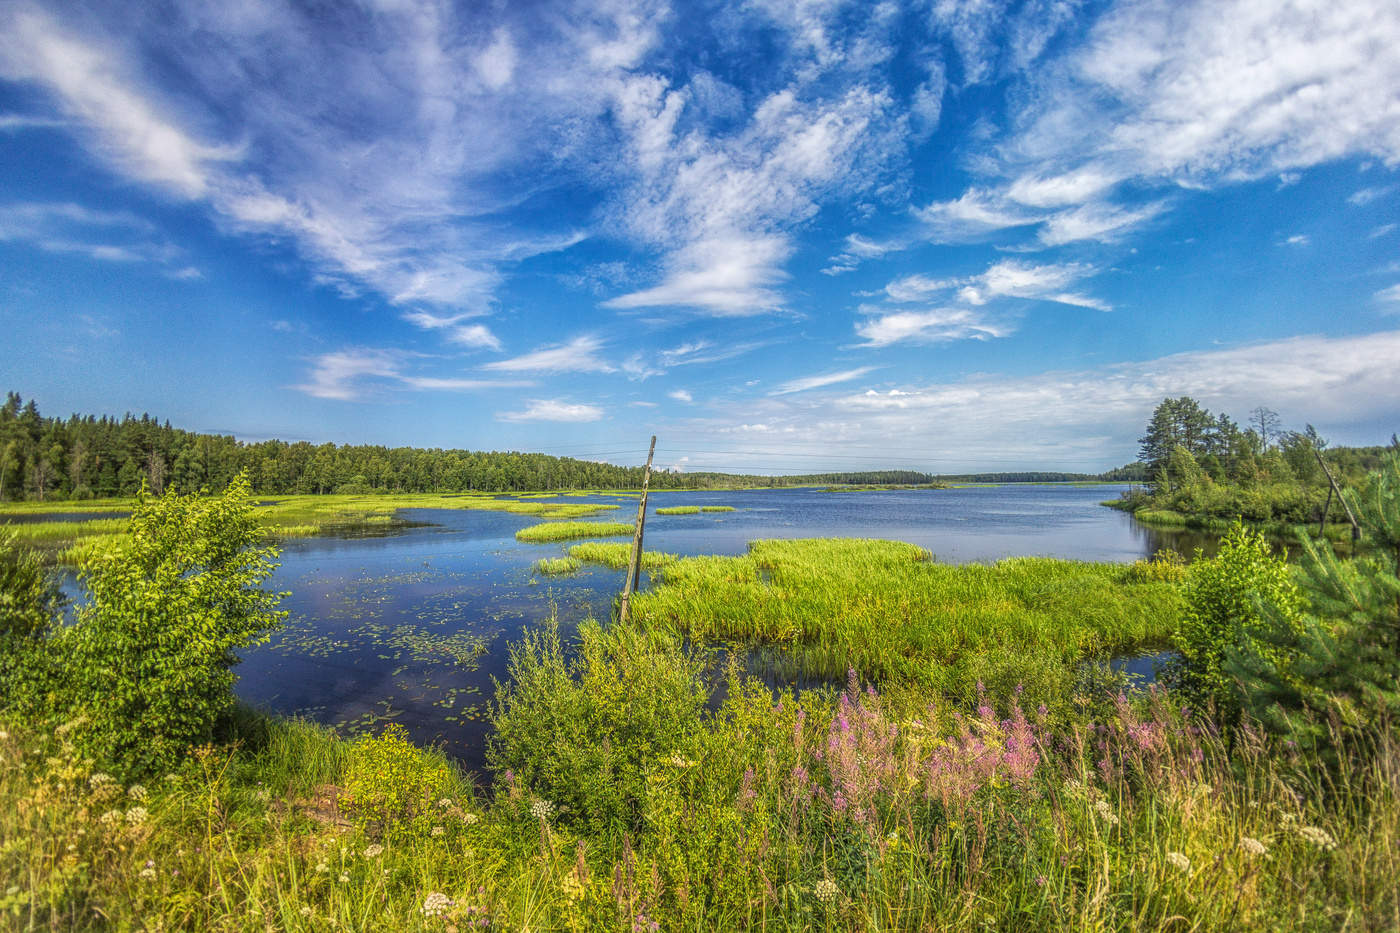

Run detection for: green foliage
[[0, 528, 67, 707], [487, 619, 707, 836], [1229, 453, 1400, 761], [568, 541, 677, 570], [341, 723, 458, 842], [1166, 524, 1301, 720], [655, 505, 700, 514], [1123, 549, 1188, 584], [9, 474, 287, 776]]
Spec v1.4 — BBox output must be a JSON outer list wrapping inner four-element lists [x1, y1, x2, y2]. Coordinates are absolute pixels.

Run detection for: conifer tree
[[1228, 453, 1400, 762]]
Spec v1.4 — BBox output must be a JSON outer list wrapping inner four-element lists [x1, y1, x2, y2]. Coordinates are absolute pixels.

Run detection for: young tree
[[1228, 453, 1400, 763], [11, 474, 287, 775], [1250, 406, 1282, 450]]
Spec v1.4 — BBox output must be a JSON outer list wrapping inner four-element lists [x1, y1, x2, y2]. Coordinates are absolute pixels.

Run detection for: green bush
[[487, 619, 707, 836], [1166, 524, 1301, 721], [340, 722, 459, 842], [7, 475, 287, 776], [0, 528, 67, 707]]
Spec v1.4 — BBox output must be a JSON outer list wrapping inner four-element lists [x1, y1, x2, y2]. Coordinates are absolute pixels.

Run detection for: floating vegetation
[[568, 541, 678, 571], [656, 505, 700, 515], [515, 521, 633, 543], [701, 505, 735, 512], [533, 556, 581, 575]]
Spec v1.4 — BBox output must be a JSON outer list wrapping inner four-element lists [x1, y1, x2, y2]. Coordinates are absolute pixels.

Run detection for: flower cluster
[[529, 799, 554, 822], [422, 892, 453, 918]]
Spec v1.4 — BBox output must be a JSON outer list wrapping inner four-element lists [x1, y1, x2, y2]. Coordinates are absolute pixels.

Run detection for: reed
[[533, 556, 581, 575], [514, 521, 633, 543]]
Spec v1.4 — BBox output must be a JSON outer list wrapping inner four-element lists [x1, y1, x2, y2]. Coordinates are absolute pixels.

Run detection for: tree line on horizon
[[0, 394, 1123, 502]]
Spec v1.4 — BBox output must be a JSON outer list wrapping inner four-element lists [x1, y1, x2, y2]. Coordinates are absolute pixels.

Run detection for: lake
[[235, 484, 1195, 773]]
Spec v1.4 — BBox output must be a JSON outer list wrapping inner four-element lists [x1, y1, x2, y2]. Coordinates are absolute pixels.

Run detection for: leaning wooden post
[[619, 435, 656, 624], [1312, 446, 1360, 541]]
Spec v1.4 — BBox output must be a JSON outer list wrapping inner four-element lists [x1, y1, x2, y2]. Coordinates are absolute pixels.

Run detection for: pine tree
[[1228, 453, 1400, 762]]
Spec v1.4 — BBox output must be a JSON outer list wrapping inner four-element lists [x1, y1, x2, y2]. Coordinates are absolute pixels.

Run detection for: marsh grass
[[568, 541, 678, 570], [655, 505, 700, 515], [701, 505, 735, 512], [514, 521, 633, 543], [630, 538, 1182, 708], [533, 557, 581, 575]]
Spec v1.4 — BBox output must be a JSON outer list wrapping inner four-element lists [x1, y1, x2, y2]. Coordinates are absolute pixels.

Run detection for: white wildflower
[[1166, 852, 1191, 873], [338, 873, 350, 884], [1240, 836, 1268, 856], [530, 799, 554, 822], [422, 892, 453, 918], [813, 878, 838, 903], [363, 844, 384, 859], [668, 753, 695, 769], [1094, 799, 1120, 825], [315, 861, 329, 874], [126, 784, 147, 801], [431, 825, 445, 837], [438, 797, 453, 808], [99, 810, 123, 825], [0, 730, 9, 740], [139, 867, 157, 881], [124, 807, 148, 826], [460, 812, 479, 826], [1298, 826, 1337, 850], [88, 773, 115, 788]]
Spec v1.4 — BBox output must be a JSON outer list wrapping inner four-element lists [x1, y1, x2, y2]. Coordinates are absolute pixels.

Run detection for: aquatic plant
[[533, 556, 581, 575], [514, 521, 633, 543]]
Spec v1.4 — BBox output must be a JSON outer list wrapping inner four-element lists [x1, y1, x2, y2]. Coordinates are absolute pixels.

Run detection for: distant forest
[[0, 393, 1149, 501]]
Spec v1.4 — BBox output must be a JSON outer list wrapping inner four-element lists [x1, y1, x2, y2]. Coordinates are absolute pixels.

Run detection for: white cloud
[[1376, 284, 1400, 309], [0, 200, 186, 269], [1348, 185, 1395, 206], [1370, 223, 1398, 239], [1037, 201, 1166, 247], [292, 348, 530, 400], [1282, 234, 1310, 247], [668, 389, 693, 403], [854, 307, 1008, 347], [677, 330, 1400, 471], [483, 335, 615, 373], [475, 27, 517, 90], [880, 259, 1109, 313], [914, 189, 1043, 242], [0, 112, 66, 131], [771, 366, 878, 395], [499, 399, 605, 423]]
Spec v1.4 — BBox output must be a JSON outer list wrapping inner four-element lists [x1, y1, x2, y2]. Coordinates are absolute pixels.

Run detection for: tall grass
[[655, 505, 700, 515], [5, 674, 1394, 931], [568, 541, 678, 570], [514, 521, 633, 543], [533, 556, 581, 575], [629, 538, 1182, 706]]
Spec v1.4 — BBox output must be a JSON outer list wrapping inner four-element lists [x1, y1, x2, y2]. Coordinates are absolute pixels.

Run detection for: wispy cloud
[[293, 348, 531, 401], [482, 335, 615, 374], [854, 307, 1008, 347], [884, 259, 1109, 311], [1376, 284, 1400, 310], [1349, 185, 1396, 206], [498, 399, 605, 423], [668, 389, 693, 403], [0, 200, 188, 270], [771, 366, 878, 395]]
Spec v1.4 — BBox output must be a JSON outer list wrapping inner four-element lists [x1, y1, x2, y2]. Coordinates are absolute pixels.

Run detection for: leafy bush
[[487, 619, 707, 836], [7, 475, 287, 776], [1166, 524, 1301, 722], [1123, 549, 1188, 584], [340, 723, 458, 841]]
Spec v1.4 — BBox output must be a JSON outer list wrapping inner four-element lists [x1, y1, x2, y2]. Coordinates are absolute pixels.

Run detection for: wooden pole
[[619, 435, 656, 624], [1312, 446, 1360, 541], [1318, 485, 1333, 537]]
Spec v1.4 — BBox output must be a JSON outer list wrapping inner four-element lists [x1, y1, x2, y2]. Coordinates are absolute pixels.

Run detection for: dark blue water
[[233, 484, 1195, 772]]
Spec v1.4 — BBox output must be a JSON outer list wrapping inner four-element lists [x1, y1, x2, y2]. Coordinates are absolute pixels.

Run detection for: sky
[[1, 0, 1398, 475]]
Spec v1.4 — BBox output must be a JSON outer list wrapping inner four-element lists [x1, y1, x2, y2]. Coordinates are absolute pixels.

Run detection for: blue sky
[[1, 0, 1398, 474]]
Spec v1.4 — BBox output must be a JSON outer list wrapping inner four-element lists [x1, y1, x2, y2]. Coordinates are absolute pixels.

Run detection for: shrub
[[10, 474, 287, 776], [1123, 549, 1188, 584], [1166, 523, 1301, 722], [341, 723, 458, 841], [0, 528, 66, 707], [487, 619, 707, 836]]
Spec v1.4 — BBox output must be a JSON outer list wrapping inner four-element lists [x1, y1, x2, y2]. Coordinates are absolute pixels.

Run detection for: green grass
[[514, 520, 633, 543], [656, 505, 700, 515], [532, 556, 581, 575], [568, 541, 678, 570], [629, 538, 1182, 702], [700, 505, 735, 512]]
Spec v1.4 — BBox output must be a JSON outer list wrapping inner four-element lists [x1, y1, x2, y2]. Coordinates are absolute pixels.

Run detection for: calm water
[[233, 484, 1196, 772]]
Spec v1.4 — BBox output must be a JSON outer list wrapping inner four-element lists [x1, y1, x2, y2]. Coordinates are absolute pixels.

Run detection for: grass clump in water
[[627, 537, 1183, 708], [514, 521, 633, 543], [532, 556, 581, 575], [701, 505, 735, 512], [568, 541, 678, 570], [656, 505, 700, 515]]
